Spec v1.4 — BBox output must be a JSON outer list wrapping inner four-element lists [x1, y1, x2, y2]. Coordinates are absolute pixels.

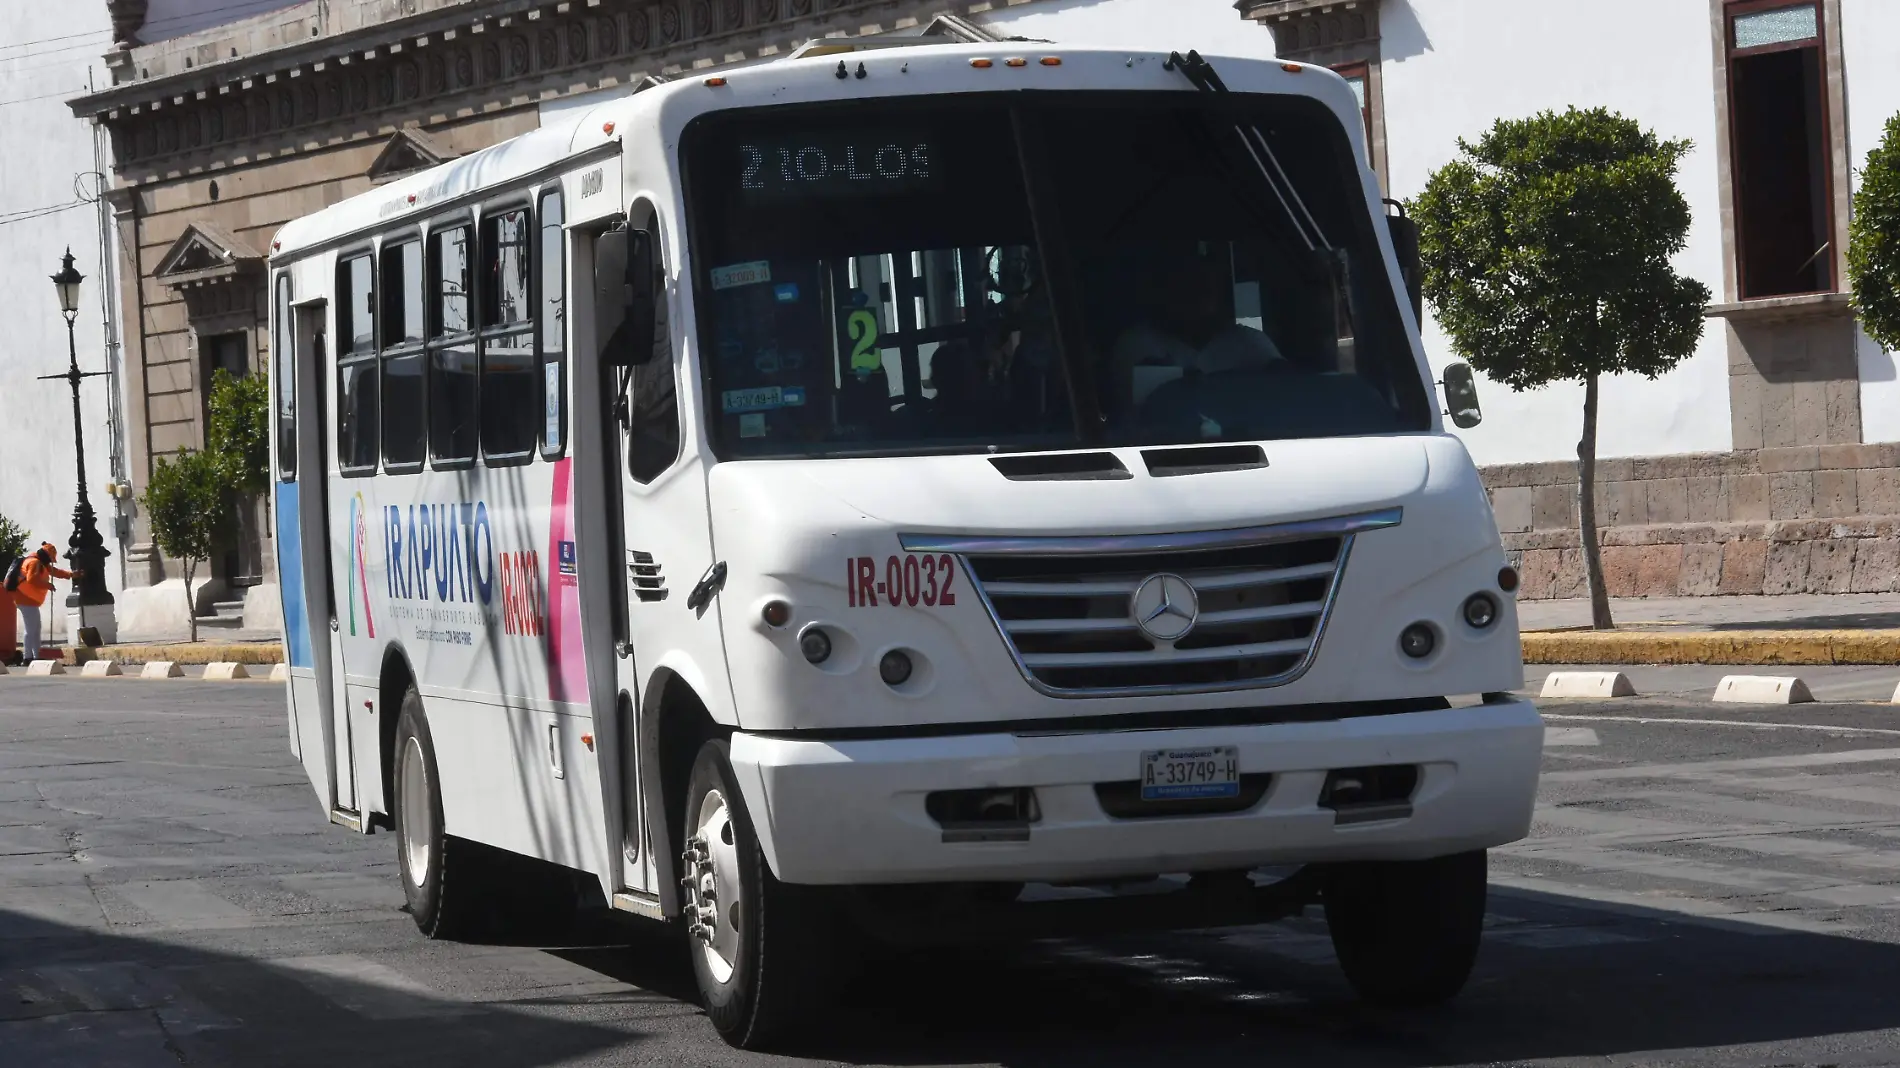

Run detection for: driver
[[1111, 253, 1285, 381]]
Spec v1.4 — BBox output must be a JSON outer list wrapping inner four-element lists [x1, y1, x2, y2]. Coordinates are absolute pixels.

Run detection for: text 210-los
[[846, 555, 958, 608]]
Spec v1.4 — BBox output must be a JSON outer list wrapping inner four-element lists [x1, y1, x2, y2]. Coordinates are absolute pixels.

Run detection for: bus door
[[294, 299, 358, 821]]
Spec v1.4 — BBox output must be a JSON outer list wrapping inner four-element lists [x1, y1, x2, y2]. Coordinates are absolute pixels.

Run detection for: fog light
[[1462, 593, 1500, 630], [878, 649, 913, 687], [1398, 622, 1436, 659], [798, 627, 833, 665], [761, 599, 791, 628]]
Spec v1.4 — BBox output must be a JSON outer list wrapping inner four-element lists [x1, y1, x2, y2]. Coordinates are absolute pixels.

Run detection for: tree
[[1849, 110, 1900, 352], [1416, 108, 1710, 629], [141, 448, 233, 643], [0, 513, 27, 564], [206, 368, 270, 495]]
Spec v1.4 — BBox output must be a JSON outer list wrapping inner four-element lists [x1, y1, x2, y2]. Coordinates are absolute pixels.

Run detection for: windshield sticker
[[711, 260, 772, 291], [722, 385, 807, 414], [846, 309, 882, 374], [774, 283, 801, 303], [739, 413, 767, 438], [718, 338, 745, 361]]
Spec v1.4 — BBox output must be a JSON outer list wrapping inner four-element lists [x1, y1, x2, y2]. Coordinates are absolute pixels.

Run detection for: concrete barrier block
[[268, 663, 290, 683], [1539, 671, 1637, 699], [203, 662, 250, 681], [1714, 675, 1814, 704], [25, 660, 65, 676], [80, 660, 122, 678], [140, 661, 185, 679], [0, 662, 8, 675]]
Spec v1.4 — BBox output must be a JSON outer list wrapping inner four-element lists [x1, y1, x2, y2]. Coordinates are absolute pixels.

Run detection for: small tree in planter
[[1849, 111, 1900, 352], [141, 448, 233, 643], [0, 513, 27, 565], [1416, 107, 1710, 628]]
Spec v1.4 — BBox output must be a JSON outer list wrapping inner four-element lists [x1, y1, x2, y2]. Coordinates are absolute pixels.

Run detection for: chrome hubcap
[[684, 788, 742, 984], [399, 736, 432, 887]]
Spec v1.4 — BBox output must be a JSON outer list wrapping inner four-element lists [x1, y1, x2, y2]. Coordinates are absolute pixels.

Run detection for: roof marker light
[[1282, 63, 1302, 72], [602, 121, 615, 134], [1040, 56, 1062, 66], [705, 76, 727, 87], [1005, 57, 1027, 67], [406, 194, 415, 203], [969, 58, 993, 68]]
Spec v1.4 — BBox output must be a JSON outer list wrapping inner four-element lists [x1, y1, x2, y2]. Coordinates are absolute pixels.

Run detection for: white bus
[[270, 40, 1543, 1048]]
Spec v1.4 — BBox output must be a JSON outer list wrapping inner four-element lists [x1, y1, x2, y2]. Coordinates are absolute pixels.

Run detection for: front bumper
[[728, 696, 1544, 885]]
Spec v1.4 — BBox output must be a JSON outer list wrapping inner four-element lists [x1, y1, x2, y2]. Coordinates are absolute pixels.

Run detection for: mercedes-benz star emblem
[[1130, 573, 1199, 643]]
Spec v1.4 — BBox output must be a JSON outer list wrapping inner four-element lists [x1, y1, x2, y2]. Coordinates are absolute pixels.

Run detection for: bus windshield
[[682, 90, 1432, 459]]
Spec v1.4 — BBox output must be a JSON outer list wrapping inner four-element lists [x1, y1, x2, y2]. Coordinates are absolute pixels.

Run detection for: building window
[[1727, 0, 1832, 298], [1332, 61, 1373, 157]]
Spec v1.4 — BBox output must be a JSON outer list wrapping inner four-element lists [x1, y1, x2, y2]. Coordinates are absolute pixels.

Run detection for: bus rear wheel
[[394, 688, 495, 940], [1322, 849, 1488, 1007], [682, 739, 842, 1050]]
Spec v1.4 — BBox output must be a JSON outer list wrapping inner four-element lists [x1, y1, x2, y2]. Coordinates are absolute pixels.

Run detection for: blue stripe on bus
[[275, 481, 314, 669]]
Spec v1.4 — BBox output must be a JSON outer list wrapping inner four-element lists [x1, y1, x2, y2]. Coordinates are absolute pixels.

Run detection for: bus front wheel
[[1323, 849, 1488, 1006], [394, 688, 493, 940], [681, 739, 842, 1049]]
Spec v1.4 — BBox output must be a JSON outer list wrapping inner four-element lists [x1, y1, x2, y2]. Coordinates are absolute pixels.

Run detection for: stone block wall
[[1481, 444, 1900, 599]]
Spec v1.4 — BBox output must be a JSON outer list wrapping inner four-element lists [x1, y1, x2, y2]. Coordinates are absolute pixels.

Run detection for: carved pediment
[[1236, 0, 1381, 59], [154, 222, 262, 290], [369, 128, 458, 185]]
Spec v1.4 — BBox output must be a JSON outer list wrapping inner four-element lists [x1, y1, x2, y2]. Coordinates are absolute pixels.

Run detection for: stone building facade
[[69, 0, 1034, 635]]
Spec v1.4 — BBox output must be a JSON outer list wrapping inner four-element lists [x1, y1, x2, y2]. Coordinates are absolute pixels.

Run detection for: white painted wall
[[0, 5, 125, 640], [1843, 0, 1900, 445]]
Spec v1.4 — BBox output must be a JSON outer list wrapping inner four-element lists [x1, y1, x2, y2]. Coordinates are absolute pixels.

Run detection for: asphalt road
[[6, 676, 1900, 1067]]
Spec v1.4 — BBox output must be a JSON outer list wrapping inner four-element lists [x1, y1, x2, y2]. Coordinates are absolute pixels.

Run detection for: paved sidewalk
[[1519, 593, 1900, 665], [1519, 593, 1900, 632]]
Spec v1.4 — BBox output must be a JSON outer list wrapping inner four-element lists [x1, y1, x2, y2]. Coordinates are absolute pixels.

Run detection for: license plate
[[1140, 746, 1241, 801]]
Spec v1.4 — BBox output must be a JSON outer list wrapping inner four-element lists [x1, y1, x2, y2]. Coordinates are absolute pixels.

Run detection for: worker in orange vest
[[13, 543, 83, 662]]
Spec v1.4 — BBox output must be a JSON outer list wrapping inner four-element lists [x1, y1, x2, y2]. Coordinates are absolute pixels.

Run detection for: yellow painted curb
[[58, 643, 285, 667], [1523, 629, 1900, 666]]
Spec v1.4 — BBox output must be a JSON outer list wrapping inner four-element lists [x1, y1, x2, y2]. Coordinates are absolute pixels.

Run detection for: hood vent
[[989, 452, 1131, 481], [1142, 444, 1268, 477]]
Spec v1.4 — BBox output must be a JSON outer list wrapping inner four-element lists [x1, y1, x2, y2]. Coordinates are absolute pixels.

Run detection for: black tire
[[1323, 849, 1488, 1007], [682, 739, 841, 1050], [393, 687, 496, 940]]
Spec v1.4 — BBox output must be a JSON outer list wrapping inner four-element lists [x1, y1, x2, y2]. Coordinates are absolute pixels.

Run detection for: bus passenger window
[[273, 275, 295, 481], [538, 190, 565, 457], [380, 239, 426, 469], [481, 208, 538, 460], [337, 355, 379, 474], [339, 255, 374, 356], [429, 225, 478, 463]]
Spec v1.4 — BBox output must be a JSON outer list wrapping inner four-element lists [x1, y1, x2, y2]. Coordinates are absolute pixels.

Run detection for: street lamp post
[[40, 249, 115, 642]]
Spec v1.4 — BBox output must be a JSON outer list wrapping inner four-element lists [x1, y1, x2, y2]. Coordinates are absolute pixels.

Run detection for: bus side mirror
[[1441, 361, 1483, 429], [1385, 207, 1424, 324], [598, 228, 658, 368]]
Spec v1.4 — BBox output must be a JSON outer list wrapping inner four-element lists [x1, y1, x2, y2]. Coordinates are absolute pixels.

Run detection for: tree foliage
[[206, 368, 270, 496], [141, 448, 232, 642], [1849, 110, 1900, 353], [0, 513, 27, 563], [1415, 107, 1710, 389]]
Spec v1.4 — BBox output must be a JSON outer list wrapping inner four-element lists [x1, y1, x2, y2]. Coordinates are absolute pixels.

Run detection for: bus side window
[[480, 206, 538, 462], [274, 274, 295, 481], [627, 212, 676, 485], [337, 254, 379, 476], [380, 238, 427, 470], [428, 224, 479, 465], [538, 189, 566, 459]]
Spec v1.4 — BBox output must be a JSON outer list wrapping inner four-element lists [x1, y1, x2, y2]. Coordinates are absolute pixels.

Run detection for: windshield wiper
[[1167, 50, 1332, 252]]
